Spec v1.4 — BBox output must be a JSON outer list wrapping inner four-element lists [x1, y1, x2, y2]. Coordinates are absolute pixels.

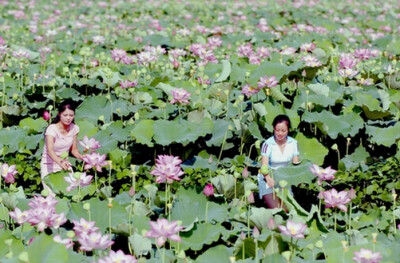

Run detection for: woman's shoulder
[[45, 124, 58, 135], [70, 123, 80, 134], [264, 136, 276, 145]]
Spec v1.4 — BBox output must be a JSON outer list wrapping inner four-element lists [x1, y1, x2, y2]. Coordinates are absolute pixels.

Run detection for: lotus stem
[[247, 204, 250, 238], [217, 128, 229, 165], [205, 201, 208, 223], [94, 170, 98, 194], [334, 208, 337, 232]]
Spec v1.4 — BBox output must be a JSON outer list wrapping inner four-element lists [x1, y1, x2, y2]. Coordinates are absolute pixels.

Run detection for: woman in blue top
[[258, 114, 300, 209]]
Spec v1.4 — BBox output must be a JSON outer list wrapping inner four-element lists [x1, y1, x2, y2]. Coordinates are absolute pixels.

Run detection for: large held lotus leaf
[[170, 187, 229, 227], [19, 117, 47, 133], [194, 245, 232, 263], [302, 111, 363, 139], [69, 198, 128, 233], [206, 119, 232, 147], [365, 122, 400, 147], [131, 119, 154, 147], [273, 161, 315, 187], [295, 132, 328, 165], [153, 118, 213, 146], [340, 145, 369, 172], [25, 234, 69, 263], [180, 223, 226, 251]]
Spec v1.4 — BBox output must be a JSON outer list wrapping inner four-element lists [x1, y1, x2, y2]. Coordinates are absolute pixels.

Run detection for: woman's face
[[58, 108, 75, 126], [274, 121, 289, 143]]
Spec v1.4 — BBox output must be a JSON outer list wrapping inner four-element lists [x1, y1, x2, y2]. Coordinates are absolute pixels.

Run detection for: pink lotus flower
[[278, 220, 307, 239], [64, 172, 93, 192], [82, 152, 108, 172], [257, 76, 278, 89], [1, 163, 18, 183], [236, 43, 254, 57], [98, 250, 137, 263], [53, 235, 74, 249], [353, 48, 373, 60], [241, 84, 260, 98], [309, 164, 336, 185], [150, 155, 184, 184], [111, 49, 127, 62], [73, 218, 99, 237], [339, 54, 358, 69], [322, 188, 351, 212], [170, 88, 191, 105], [338, 68, 359, 78], [247, 192, 255, 204], [79, 136, 101, 152], [301, 55, 322, 67], [300, 42, 316, 52], [78, 231, 114, 251], [43, 110, 50, 121], [9, 207, 28, 224], [352, 248, 382, 263], [203, 184, 214, 197], [145, 218, 184, 247]]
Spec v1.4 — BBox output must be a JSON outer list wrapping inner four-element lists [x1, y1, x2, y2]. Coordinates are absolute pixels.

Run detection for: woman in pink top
[[40, 101, 83, 187]]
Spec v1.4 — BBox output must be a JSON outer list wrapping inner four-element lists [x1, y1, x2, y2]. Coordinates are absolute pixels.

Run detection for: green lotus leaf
[[144, 33, 170, 46], [69, 198, 128, 233], [209, 82, 232, 102], [308, 83, 330, 97], [26, 234, 68, 263], [129, 232, 152, 256], [157, 82, 175, 96], [206, 119, 232, 147], [44, 171, 96, 197], [302, 111, 363, 139], [365, 122, 400, 147], [55, 87, 81, 100], [248, 61, 303, 85], [75, 120, 98, 139], [295, 132, 328, 165], [234, 237, 256, 259], [0, 127, 27, 151], [180, 223, 225, 251], [105, 121, 130, 143], [215, 60, 231, 83], [250, 207, 282, 230], [194, 245, 232, 263], [133, 92, 154, 104], [170, 187, 229, 227], [273, 161, 315, 187], [0, 229, 25, 258], [210, 173, 236, 199], [340, 145, 369, 172], [131, 119, 154, 147], [19, 117, 47, 133], [248, 121, 263, 140], [93, 129, 118, 154], [269, 86, 291, 103], [230, 64, 247, 83], [75, 96, 111, 123], [109, 148, 130, 167]]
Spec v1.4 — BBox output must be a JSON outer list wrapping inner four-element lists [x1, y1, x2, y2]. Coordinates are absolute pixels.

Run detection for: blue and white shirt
[[260, 136, 299, 169]]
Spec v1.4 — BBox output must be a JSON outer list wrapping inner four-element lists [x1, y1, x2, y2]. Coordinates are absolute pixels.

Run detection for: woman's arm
[[46, 135, 70, 170], [70, 135, 83, 160], [292, 155, 300, 165], [261, 156, 275, 187]]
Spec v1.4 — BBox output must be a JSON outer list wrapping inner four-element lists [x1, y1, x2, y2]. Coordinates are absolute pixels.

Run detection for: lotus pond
[[0, 0, 400, 262]]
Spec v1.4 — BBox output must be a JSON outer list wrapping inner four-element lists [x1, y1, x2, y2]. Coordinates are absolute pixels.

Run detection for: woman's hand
[[59, 159, 71, 170], [264, 174, 275, 187]]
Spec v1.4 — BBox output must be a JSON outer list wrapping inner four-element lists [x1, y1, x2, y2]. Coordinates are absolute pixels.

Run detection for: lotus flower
[[82, 152, 108, 172], [322, 188, 351, 212], [98, 250, 137, 263], [309, 164, 336, 185], [43, 110, 50, 121], [257, 76, 278, 89], [72, 218, 99, 237], [150, 155, 184, 184], [203, 184, 214, 197], [170, 88, 191, 105], [79, 136, 101, 152], [53, 235, 74, 249], [352, 248, 382, 263], [145, 218, 184, 247], [1, 163, 18, 184], [278, 220, 307, 239], [77, 231, 114, 251], [241, 84, 260, 98], [64, 172, 93, 192]]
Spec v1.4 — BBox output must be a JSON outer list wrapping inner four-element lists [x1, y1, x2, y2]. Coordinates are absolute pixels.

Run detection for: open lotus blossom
[[120, 80, 138, 89], [77, 231, 114, 251], [98, 250, 137, 263], [64, 172, 93, 192], [170, 88, 191, 105], [278, 220, 307, 239], [150, 155, 184, 184], [322, 188, 351, 212], [9, 194, 67, 232], [79, 136, 101, 152], [257, 75, 278, 89], [53, 235, 74, 249], [203, 183, 214, 197], [73, 218, 99, 237], [241, 84, 260, 98], [145, 218, 185, 247], [1, 163, 18, 184], [309, 164, 336, 185], [82, 152, 108, 172], [352, 248, 382, 263]]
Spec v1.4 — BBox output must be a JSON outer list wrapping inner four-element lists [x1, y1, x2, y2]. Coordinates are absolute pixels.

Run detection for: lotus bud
[[392, 189, 397, 200], [242, 166, 249, 178], [331, 144, 338, 151], [43, 111, 50, 121], [239, 231, 246, 240], [341, 240, 348, 252], [252, 226, 260, 239], [18, 252, 29, 263], [203, 184, 214, 197], [128, 186, 135, 197], [279, 180, 288, 188], [67, 231, 75, 238], [372, 233, 377, 244], [247, 192, 255, 204], [255, 140, 261, 150], [260, 164, 269, 175], [41, 188, 50, 197], [267, 217, 275, 230], [83, 203, 91, 211]]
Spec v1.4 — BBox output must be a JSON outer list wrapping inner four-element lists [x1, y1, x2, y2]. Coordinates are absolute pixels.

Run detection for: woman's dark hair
[[272, 114, 291, 130], [51, 100, 76, 124]]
